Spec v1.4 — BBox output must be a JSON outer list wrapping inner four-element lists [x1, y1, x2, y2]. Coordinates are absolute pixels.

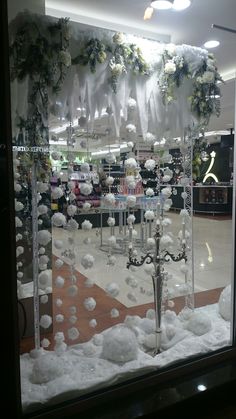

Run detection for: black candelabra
[[127, 223, 187, 355]]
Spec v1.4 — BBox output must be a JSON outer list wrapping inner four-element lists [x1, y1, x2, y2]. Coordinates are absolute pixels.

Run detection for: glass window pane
[[7, 0, 235, 414]]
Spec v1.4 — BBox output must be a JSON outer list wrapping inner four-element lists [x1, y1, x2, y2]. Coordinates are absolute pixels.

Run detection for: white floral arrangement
[[81, 219, 93, 230], [144, 132, 155, 145], [38, 230, 51, 246], [51, 186, 64, 200], [125, 157, 138, 169], [67, 204, 77, 217], [146, 187, 155, 197], [104, 193, 116, 207], [106, 176, 115, 186], [80, 182, 93, 196], [107, 216, 115, 227], [51, 212, 67, 227], [80, 162, 90, 173], [126, 123, 136, 133], [144, 159, 156, 171], [126, 195, 136, 207], [113, 32, 124, 45], [81, 254, 95, 269], [144, 210, 155, 221]]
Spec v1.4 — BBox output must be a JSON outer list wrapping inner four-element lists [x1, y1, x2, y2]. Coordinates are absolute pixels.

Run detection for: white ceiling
[[46, 0, 236, 132]]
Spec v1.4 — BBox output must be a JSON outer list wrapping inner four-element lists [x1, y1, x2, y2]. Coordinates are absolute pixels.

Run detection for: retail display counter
[[171, 185, 233, 214]]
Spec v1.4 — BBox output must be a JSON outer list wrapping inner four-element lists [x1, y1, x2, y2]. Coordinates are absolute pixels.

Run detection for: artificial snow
[[21, 303, 231, 412]]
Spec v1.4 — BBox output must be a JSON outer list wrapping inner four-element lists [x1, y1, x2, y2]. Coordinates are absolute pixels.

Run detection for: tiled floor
[[20, 213, 232, 353]]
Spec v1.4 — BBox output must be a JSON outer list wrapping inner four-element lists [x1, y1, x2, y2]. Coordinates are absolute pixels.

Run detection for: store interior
[[8, 0, 236, 413]]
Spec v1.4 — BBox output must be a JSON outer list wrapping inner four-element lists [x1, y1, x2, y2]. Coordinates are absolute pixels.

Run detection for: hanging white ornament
[[145, 188, 155, 197], [83, 297, 96, 311], [80, 162, 90, 173], [68, 327, 80, 341], [40, 315, 52, 329], [51, 213, 67, 227], [81, 254, 95, 269], [105, 282, 120, 298], [55, 276, 65, 288], [144, 159, 156, 171], [81, 219, 93, 230], [80, 182, 93, 196], [126, 195, 136, 208]]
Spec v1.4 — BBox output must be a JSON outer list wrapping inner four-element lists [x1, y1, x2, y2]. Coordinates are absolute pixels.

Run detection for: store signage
[[203, 151, 219, 183], [12, 146, 50, 153]]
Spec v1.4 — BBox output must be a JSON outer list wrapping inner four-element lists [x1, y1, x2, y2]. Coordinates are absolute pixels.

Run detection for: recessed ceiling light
[[151, 0, 173, 10], [173, 0, 191, 11], [204, 40, 220, 49]]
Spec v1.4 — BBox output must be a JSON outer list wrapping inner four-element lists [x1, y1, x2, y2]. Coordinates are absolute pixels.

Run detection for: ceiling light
[[151, 0, 174, 10], [204, 40, 220, 49], [173, 0, 191, 11]]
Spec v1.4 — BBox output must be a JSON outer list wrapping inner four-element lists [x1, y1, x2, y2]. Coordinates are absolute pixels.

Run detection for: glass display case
[[2, 1, 236, 418]]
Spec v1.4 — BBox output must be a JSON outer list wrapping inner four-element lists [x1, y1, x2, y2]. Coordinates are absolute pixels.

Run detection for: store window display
[[7, 5, 235, 416]]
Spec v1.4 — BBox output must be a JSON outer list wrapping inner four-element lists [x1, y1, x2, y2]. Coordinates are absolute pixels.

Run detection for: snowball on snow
[[31, 354, 64, 384], [101, 325, 138, 363], [218, 285, 231, 321], [187, 312, 212, 336]]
